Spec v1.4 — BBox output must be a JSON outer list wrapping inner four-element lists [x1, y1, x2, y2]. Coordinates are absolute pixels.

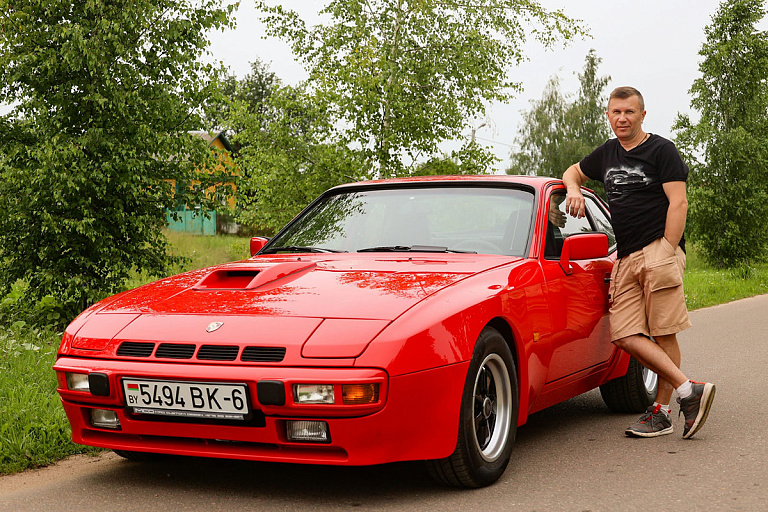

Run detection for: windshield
[[265, 186, 534, 256]]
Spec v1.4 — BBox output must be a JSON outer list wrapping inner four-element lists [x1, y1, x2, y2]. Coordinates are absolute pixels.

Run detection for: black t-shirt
[[579, 134, 688, 258]]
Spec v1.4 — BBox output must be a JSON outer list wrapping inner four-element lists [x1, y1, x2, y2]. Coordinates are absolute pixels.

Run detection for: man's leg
[[616, 332, 715, 439], [652, 333, 681, 406], [617, 333, 684, 438], [613, 334, 687, 389]]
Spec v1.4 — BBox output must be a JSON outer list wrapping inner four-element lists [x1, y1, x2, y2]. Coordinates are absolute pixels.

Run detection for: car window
[[585, 197, 616, 254], [268, 187, 535, 256], [544, 191, 601, 259]]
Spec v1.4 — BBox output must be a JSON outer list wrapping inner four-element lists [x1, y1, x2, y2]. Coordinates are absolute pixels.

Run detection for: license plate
[[122, 378, 250, 420]]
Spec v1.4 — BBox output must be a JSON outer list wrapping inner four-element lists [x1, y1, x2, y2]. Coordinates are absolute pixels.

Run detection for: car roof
[[329, 174, 562, 193]]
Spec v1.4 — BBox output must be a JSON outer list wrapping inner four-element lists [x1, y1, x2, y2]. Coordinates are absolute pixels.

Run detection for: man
[[562, 86, 715, 439]]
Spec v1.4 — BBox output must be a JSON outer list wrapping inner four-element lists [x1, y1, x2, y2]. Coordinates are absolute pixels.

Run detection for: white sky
[[209, 0, 732, 172]]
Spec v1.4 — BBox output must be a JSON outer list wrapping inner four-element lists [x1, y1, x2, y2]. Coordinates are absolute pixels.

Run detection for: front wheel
[[426, 327, 518, 488], [599, 356, 657, 413]]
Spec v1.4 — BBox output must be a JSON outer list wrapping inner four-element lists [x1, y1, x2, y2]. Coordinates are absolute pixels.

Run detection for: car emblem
[[206, 321, 224, 333]]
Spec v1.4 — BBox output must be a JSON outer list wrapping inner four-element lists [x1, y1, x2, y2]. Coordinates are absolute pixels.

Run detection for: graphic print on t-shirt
[[605, 165, 654, 201]]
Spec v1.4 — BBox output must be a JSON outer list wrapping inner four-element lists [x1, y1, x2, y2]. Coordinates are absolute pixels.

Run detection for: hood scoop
[[194, 261, 317, 290]]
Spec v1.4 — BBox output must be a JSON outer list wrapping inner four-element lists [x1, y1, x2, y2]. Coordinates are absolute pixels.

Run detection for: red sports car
[[54, 175, 657, 487]]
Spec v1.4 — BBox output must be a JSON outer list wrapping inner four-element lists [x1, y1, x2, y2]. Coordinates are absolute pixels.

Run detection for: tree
[[255, 0, 586, 177], [0, 0, 235, 319], [204, 58, 280, 141], [673, 0, 768, 268], [413, 144, 498, 176], [231, 85, 367, 233], [507, 49, 611, 196]]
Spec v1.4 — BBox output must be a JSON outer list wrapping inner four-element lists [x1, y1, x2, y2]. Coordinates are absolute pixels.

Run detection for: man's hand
[[549, 206, 567, 227], [662, 180, 688, 247], [562, 163, 589, 218], [565, 191, 586, 218]]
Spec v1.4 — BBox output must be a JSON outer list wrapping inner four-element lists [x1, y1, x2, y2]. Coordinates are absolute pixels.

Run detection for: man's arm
[[563, 163, 589, 218], [662, 180, 688, 247]]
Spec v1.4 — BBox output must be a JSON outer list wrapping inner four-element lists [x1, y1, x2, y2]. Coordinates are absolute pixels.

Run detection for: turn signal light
[[342, 384, 379, 405]]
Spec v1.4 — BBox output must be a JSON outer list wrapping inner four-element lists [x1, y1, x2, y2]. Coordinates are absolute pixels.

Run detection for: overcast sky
[[209, 1, 741, 172]]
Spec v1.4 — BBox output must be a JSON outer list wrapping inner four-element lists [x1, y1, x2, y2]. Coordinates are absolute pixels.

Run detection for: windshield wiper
[[357, 245, 476, 254], [261, 245, 344, 254]]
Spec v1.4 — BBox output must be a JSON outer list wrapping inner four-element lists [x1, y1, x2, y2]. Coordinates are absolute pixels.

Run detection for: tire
[[426, 327, 518, 488], [113, 450, 169, 462], [599, 356, 657, 413]]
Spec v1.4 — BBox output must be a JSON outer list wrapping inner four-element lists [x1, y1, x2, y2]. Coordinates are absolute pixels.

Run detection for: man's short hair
[[609, 86, 645, 110]]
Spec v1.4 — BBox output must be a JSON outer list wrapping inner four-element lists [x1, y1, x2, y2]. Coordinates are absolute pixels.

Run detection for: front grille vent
[[241, 346, 286, 363], [115, 342, 286, 363], [116, 342, 155, 357], [197, 345, 239, 361], [155, 343, 196, 359]]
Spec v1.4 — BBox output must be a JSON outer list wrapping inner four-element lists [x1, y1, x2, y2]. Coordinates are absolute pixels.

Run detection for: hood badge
[[206, 321, 224, 333]]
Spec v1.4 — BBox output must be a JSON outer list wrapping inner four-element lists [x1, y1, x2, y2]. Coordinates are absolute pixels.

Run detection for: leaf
[[0, 0, 235, 322]]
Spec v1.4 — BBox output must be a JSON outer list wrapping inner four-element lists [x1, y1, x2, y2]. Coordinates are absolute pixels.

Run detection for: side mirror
[[559, 232, 609, 275], [250, 236, 269, 256]]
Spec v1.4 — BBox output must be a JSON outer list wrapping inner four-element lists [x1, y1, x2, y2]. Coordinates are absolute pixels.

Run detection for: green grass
[[1, 234, 766, 475], [684, 244, 768, 310], [0, 324, 101, 474]]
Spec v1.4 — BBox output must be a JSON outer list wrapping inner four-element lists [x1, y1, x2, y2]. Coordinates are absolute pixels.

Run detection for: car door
[[539, 186, 615, 383]]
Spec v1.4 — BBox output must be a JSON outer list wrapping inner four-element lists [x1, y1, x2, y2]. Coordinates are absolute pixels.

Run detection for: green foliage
[[673, 0, 768, 268], [0, 323, 100, 474], [507, 49, 611, 197], [232, 85, 368, 234], [0, 280, 65, 327], [413, 143, 496, 176], [255, 0, 586, 177], [205, 58, 281, 139], [0, 0, 236, 319]]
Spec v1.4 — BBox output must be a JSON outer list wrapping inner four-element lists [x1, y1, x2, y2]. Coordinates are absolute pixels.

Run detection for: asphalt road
[[1, 294, 766, 511]]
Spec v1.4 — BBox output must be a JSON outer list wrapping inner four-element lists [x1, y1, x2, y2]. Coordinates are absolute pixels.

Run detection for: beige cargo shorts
[[608, 237, 692, 341]]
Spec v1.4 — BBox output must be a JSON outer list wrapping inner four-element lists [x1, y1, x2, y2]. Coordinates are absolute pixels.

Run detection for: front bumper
[[54, 357, 468, 465]]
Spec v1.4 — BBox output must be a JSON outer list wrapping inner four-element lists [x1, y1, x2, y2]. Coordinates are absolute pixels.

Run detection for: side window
[[544, 191, 602, 259], [585, 196, 616, 254]]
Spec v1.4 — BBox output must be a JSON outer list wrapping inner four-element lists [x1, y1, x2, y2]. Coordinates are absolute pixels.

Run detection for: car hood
[[96, 254, 513, 320], [66, 255, 515, 357]]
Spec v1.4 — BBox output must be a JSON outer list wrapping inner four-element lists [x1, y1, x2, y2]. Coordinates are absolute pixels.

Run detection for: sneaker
[[625, 404, 674, 437], [677, 381, 716, 439]]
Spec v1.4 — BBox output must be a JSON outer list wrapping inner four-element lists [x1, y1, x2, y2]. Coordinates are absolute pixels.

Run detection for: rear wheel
[[426, 327, 518, 488], [599, 356, 657, 413]]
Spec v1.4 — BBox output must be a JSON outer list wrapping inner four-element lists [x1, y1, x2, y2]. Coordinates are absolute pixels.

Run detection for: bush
[[0, 281, 65, 330]]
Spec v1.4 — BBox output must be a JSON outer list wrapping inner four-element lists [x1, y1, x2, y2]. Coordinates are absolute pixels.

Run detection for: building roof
[[189, 130, 234, 153]]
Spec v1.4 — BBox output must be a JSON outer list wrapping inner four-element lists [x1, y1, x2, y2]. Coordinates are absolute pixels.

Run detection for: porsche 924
[[54, 175, 657, 487]]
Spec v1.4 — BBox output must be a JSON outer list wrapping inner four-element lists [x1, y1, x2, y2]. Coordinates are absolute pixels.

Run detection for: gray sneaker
[[625, 405, 673, 437], [677, 381, 716, 439]]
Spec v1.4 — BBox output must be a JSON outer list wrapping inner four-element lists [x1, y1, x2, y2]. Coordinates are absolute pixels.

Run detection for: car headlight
[[66, 372, 90, 392], [293, 384, 334, 404]]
